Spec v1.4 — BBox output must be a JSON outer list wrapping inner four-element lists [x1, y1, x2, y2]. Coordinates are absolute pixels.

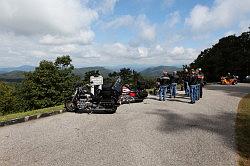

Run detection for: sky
[[0, 0, 249, 67]]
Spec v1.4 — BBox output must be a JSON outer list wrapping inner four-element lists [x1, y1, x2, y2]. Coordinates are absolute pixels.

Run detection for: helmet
[[163, 71, 168, 76]]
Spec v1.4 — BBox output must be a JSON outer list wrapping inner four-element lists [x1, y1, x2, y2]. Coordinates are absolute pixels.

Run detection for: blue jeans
[[170, 83, 177, 98], [196, 84, 200, 100], [184, 82, 190, 96], [159, 85, 167, 101], [190, 85, 196, 103]]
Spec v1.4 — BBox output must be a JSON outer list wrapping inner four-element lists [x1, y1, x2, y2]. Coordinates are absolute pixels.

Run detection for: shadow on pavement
[[67, 109, 115, 114], [167, 98, 190, 104], [146, 109, 236, 151]]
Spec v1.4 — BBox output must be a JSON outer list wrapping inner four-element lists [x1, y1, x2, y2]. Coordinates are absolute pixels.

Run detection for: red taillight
[[129, 92, 136, 97]]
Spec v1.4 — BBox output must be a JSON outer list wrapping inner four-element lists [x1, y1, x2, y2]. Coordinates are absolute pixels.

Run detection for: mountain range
[[0, 65, 35, 74], [0, 65, 182, 82]]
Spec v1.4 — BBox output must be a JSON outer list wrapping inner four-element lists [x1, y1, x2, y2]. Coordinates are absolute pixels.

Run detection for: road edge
[[0, 109, 65, 127]]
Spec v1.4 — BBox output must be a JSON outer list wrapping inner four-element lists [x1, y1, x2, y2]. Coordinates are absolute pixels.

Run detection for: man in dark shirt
[[169, 71, 179, 98], [183, 69, 190, 96], [159, 71, 170, 101], [197, 68, 204, 98], [188, 69, 197, 104]]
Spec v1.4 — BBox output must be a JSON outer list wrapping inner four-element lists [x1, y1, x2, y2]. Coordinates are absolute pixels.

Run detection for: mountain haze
[[0, 65, 35, 74], [140, 66, 182, 77]]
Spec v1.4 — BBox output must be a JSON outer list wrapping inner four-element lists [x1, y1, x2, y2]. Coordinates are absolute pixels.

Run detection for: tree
[[0, 82, 18, 115], [17, 55, 79, 110], [190, 29, 250, 81], [108, 68, 143, 85], [84, 70, 100, 83]]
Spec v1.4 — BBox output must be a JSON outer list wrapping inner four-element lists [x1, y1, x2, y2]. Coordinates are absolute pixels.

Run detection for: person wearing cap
[[169, 71, 179, 98], [183, 69, 190, 96], [188, 69, 197, 104], [159, 71, 170, 101]]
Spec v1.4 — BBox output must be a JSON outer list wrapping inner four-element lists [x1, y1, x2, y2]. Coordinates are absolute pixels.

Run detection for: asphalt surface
[[0, 83, 249, 166]]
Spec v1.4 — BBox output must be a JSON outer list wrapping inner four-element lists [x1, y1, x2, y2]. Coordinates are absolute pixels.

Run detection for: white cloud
[[138, 47, 148, 57], [39, 30, 95, 45], [93, 0, 119, 14], [50, 45, 78, 54], [224, 31, 236, 37], [171, 46, 185, 55], [101, 14, 156, 44], [101, 15, 134, 29], [0, 0, 98, 47], [239, 20, 250, 32], [166, 11, 181, 28], [0, 0, 98, 35], [0, 31, 198, 66], [0, 0, 200, 67], [186, 0, 250, 32], [135, 15, 156, 43]]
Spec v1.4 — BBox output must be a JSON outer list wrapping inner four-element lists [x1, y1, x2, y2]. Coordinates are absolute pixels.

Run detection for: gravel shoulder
[[0, 83, 249, 166]]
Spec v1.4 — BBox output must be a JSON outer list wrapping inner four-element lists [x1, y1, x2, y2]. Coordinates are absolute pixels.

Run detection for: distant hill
[[140, 66, 181, 78], [0, 66, 113, 82], [0, 65, 35, 74], [0, 66, 182, 82], [73, 67, 113, 79], [0, 71, 26, 82]]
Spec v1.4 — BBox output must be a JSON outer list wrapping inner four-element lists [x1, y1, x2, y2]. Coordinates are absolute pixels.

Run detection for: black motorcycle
[[65, 77, 122, 114]]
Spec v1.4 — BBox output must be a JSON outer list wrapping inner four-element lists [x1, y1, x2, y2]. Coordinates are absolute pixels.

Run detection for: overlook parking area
[[0, 83, 249, 166]]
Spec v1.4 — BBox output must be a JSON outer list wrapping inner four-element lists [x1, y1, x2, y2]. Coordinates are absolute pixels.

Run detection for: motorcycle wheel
[[106, 106, 117, 114], [105, 98, 117, 114], [65, 100, 75, 112]]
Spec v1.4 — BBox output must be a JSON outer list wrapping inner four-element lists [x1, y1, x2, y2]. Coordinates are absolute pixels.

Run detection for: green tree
[[17, 55, 79, 110], [0, 82, 18, 115], [191, 29, 250, 81], [108, 68, 143, 85], [84, 70, 100, 83]]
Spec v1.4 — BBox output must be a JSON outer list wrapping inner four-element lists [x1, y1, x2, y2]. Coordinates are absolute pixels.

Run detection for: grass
[[236, 94, 250, 166], [0, 105, 64, 123]]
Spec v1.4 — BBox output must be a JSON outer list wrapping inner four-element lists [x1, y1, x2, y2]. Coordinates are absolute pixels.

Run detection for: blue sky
[[0, 0, 249, 67]]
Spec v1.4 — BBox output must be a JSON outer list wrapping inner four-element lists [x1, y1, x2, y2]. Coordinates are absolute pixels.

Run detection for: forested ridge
[[190, 29, 250, 81]]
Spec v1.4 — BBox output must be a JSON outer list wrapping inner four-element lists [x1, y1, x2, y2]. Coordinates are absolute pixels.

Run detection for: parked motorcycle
[[65, 77, 122, 114], [120, 81, 148, 104]]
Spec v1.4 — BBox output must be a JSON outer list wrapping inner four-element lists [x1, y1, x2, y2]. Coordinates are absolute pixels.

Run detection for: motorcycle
[[65, 77, 122, 114], [119, 81, 148, 104]]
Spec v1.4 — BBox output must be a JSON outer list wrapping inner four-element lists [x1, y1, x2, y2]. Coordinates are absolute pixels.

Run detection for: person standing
[[159, 71, 170, 101], [183, 69, 190, 96], [195, 69, 200, 100], [170, 71, 179, 98], [189, 69, 197, 104], [197, 68, 204, 98]]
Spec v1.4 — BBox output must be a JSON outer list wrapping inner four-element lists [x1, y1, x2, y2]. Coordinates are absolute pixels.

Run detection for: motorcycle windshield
[[112, 77, 122, 92]]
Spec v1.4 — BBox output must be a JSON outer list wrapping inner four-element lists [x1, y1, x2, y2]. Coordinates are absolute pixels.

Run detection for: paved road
[[0, 83, 249, 166]]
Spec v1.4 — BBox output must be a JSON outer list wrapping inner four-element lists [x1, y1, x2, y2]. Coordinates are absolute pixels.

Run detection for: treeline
[[190, 29, 250, 82], [0, 56, 156, 116]]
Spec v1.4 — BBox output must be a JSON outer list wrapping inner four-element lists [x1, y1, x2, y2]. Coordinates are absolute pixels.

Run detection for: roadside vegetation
[[236, 94, 250, 166], [0, 105, 63, 122]]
